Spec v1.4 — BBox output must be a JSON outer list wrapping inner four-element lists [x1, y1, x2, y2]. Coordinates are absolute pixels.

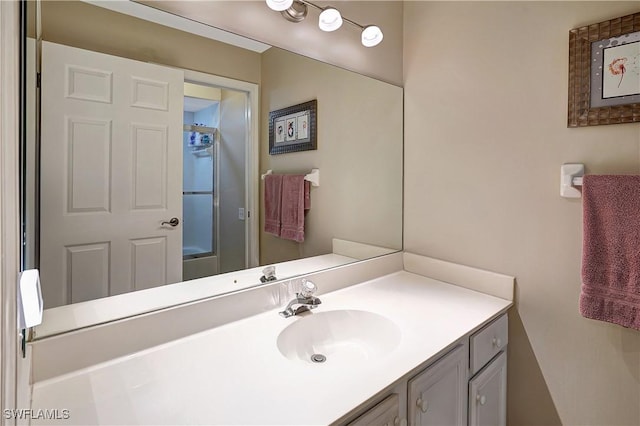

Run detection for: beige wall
[[41, 1, 261, 84], [260, 47, 403, 265], [404, 2, 640, 425], [138, 0, 404, 86]]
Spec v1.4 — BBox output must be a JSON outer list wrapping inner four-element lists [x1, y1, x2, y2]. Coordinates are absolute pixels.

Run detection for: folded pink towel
[[279, 175, 310, 243], [580, 175, 640, 330], [264, 174, 283, 237]]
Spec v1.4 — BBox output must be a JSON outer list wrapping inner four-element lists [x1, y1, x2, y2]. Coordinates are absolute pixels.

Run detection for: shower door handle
[[161, 217, 180, 227]]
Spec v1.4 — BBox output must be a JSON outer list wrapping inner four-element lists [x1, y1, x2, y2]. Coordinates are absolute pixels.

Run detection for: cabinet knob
[[476, 394, 487, 406], [492, 337, 502, 348], [394, 416, 407, 426], [416, 397, 429, 413]]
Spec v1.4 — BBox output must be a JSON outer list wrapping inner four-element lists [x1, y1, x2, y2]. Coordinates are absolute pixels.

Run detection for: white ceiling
[[184, 96, 218, 113]]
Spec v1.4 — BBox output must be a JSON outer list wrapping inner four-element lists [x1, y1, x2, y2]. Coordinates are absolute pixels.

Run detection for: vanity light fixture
[[318, 7, 342, 32], [265, 0, 383, 47], [361, 25, 383, 47], [266, 0, 294, 12]]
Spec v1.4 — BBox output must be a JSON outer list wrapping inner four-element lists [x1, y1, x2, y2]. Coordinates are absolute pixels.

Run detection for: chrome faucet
[[279, 279, 321, 318]]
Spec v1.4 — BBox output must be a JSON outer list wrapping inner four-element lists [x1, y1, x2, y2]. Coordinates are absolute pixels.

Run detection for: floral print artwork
[[603, 41, 640, 99], [608, 57, 627, 88]]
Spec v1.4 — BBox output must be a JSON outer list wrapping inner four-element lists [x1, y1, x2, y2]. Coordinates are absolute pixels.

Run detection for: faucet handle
[[262, 266, 276, 279], [299, 279, 317, 298]]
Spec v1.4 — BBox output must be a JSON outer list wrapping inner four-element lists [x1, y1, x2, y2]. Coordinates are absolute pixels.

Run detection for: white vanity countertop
[[31, 271, 511, 425]]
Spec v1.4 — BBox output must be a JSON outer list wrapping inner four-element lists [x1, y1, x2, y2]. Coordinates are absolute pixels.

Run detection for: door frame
[[183, 69, 259, 269], [1, 0, 21, 420]]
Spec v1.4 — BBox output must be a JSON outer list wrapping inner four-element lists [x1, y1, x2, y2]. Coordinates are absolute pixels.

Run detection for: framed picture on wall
[[274, 119, 285, 144], [269, 99, 317, 154], [568, 12, 640, 127]]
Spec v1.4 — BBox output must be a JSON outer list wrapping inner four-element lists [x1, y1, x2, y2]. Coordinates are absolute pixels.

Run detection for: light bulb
[[318, 7, 343, 32], [266, 0, 294, 12], [361, 25, 383, 47]]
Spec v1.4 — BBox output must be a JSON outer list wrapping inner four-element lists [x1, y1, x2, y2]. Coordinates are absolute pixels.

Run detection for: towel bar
[[261, 168, 320, 187], [560, 164, 584, 198]]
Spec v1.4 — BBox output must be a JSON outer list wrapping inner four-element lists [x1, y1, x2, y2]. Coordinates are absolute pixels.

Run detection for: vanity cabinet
[[341, 314, 508, 426], [348, 393, 403, 426], [407, 344, 467, 426]]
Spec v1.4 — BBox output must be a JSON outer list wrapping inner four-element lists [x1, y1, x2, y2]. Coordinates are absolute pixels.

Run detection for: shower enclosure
[[182, 99, 219, 280]]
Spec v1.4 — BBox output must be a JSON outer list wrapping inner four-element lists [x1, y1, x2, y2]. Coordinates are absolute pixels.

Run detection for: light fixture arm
[[341, 16, 365, 30], [297, 0, 364, 29], [296, 0, 321, 12]]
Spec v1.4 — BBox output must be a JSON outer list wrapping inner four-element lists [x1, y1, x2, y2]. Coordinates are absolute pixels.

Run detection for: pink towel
[[279, 175, 310, 243], [580, 175, 640, 330], [264, 174, 283, 236]]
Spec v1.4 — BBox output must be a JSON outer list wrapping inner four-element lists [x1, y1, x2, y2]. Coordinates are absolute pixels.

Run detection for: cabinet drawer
[[470, 314, 507, 375], [348, 393, 401, 426]]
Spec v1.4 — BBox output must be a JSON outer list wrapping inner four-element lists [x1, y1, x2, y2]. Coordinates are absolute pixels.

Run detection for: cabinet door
[[469, 351, 507, 426], [408, 345, 467, 426], [349, 393, 404, 426]]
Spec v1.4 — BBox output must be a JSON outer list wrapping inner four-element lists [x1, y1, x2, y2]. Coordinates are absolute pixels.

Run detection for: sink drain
[[311, 353, 326, 363]]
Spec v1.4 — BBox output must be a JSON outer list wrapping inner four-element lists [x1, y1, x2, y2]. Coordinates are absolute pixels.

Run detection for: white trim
[[403, 253, 515, 301], [183, 69, 260, 269], [1, 0, 21, 420], [82, 0, 271, 53]]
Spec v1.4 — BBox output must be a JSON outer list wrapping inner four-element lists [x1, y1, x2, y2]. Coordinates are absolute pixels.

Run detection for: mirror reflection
[[27, 1, 402, 329]]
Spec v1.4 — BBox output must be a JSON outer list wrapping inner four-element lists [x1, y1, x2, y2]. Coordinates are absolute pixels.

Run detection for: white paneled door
[[41, 41, 184, 308]]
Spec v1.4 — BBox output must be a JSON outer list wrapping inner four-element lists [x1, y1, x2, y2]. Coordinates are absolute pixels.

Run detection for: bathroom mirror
[[25, 0, 402, 337]]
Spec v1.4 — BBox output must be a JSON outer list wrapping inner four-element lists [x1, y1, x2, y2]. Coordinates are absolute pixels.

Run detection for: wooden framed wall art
[[568, 12, 640, 127]]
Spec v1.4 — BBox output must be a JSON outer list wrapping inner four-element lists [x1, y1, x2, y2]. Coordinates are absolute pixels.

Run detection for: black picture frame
[[269, 100, 317, 154]]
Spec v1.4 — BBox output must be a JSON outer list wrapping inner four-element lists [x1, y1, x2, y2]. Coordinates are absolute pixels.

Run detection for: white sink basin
[[276, 309, 401, 364]]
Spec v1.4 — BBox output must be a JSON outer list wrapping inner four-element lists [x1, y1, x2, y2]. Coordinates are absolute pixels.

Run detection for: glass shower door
[[182, 193, 213, 257], [183, 125, 216, 259]]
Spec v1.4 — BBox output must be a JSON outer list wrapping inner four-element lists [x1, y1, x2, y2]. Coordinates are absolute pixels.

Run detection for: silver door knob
[[161, 217, 180, 227]]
